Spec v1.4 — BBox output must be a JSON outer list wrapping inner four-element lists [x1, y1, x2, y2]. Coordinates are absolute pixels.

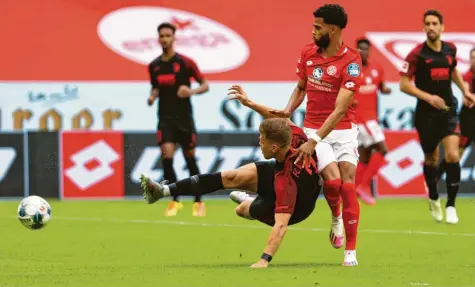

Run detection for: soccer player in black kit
[[147, 22, 209, 217], [399, 10, 475, 224]]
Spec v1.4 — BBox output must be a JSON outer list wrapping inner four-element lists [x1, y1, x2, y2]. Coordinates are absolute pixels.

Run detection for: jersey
[[148, 53, 205, 120], [296, 42, 363, 130], [354, 61, 385, 123], [273, 125, 319, 214], [400, 41, 458, 116]]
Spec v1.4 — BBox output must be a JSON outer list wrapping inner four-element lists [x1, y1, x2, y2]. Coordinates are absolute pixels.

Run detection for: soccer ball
[[17, 196, 52, 230]]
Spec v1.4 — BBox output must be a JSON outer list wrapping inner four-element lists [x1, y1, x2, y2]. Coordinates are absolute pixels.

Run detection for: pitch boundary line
[[51, 216, 475, 237]]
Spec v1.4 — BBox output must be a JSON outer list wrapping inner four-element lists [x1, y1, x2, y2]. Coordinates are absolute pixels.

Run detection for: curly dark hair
[[356, 37, 370, 47], [313, 4, 348, 29]]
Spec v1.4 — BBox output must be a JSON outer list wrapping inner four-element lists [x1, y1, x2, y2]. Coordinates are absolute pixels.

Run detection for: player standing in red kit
[[271, 4, 362, 266], [353, 38, 392, 206]]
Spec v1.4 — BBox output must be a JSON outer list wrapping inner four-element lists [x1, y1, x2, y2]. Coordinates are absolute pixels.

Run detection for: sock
[[359, 152, 385, 187], [168, 173, 224, 197], [341, 183, 360, 250], [436, 159, 447, 179], [323, 179, 342, 217], [355, 162, 367, 187], [185, 156, 202, 202], [162, 158, 178, 201], [445, 162, 461, 207], [423, 164, 439, 200]]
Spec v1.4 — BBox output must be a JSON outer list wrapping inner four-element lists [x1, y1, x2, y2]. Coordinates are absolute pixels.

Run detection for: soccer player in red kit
[[353, 38, 392, 206], [271, 4, 363, 266]]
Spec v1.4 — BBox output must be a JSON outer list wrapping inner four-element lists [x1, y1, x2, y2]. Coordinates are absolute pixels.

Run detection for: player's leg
[[418, 125, 443, 222], [334, 126, 360, 266], [140, 163, 258, 203], [441, 133, 461, 224]]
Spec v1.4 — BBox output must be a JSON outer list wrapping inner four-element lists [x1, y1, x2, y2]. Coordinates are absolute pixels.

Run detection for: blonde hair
[[259, 118, 291, 147]]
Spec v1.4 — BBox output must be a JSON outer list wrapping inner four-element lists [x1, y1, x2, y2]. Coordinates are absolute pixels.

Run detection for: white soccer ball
[[17, 196, 52, 230]]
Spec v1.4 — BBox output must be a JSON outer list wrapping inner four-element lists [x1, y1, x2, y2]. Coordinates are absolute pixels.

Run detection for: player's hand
[[147, 96, 156, 106], [227, 85, 250, 106], [250, 259, 269, 268], [428, 95, 449, 111], [177, 85, 193, 98], [294, 139, 317, 168], [268, 109, 291, 118], [463, 92, 475, 108]]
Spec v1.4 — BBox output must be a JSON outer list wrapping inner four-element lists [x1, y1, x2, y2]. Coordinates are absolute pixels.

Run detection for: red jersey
[[354, 61, 385, 123], [296, 43, 363, 129], [274, 125, 319, 214]]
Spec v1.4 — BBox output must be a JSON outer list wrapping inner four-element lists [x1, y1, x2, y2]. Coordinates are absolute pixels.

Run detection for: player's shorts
[[459, 106, 475, 148], [157, 118, 197, 149], [414, 113, 458, 154], [303, 124, 359, 173], [357, 119, 386, 148], [249, 160, 319, 227]]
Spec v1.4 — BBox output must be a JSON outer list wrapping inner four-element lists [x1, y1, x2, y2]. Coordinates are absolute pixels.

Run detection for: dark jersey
[[148, 53, 205, 120], [273, 125, 319, 214], [400, 41, 458, 115], [462, 70, 475, 114]]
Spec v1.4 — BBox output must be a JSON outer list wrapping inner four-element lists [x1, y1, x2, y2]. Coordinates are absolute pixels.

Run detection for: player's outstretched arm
[[227, 85, 294, 123], [268, 79, 307, 118], [250, 213, 291, 268]]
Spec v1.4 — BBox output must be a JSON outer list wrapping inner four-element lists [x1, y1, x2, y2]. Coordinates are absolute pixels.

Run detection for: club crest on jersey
[[312, 67, 324, 80], [327, 65, 337, 76], [347, 63, 360, 77]]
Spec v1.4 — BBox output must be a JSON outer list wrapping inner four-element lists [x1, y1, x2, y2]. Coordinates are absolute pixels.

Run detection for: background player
[[399, 10, 474, 224], [148, 22, 209, 217], [353, 37, 392, 206], [141, 85, 321, 268], [437, 48, 475, 178], [270, 4, 362, 266]]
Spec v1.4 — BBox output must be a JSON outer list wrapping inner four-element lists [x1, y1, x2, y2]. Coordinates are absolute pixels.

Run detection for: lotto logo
[[379, 139, 424, 188], [61, 132, 124, 198], [65, 140, 120, 190]]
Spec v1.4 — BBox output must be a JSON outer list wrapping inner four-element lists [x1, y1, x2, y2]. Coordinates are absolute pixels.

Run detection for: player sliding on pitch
[[140, 85, 325, 268]]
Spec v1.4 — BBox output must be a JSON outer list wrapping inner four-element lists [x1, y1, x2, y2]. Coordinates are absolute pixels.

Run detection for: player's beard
[[315, 33, 330, 49], [426, 32, 439, 43]]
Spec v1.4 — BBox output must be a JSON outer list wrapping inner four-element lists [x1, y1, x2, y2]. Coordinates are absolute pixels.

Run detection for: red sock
[[341, 182, 360, 250], [355, 162, 367, 186], [360, 152, 386, 187], [323, 179, 342, 217]]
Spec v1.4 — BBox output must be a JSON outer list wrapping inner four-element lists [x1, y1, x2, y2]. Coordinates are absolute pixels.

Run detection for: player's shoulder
[[443, 41, 457, 53], [408, 42, 425, 56], [340, 45, 361, 65], [177, 53, 197, 66], [148, 56, 162, 69], [290, 124, 306, 137]]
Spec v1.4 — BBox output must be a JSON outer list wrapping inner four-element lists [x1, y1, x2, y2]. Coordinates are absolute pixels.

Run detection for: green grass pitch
[[1, 198, 474, 287]]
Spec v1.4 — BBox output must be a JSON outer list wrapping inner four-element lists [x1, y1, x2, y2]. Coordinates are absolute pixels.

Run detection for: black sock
[[162, 158, 178, 201], [423, 164, 439, 200], [168, 173, 224, 198], [436, 159, 447, 179], [185, 156, 202, 202], [445, 162, 461, 207]]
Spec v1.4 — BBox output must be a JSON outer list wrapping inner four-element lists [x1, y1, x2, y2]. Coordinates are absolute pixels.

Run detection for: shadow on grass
[[163, 262, 341, 269]]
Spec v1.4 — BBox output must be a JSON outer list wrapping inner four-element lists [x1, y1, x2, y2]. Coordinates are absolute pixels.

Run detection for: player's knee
[[445, 150, 460, 163], [235, 203, 250, 218], [424, 153, 439, 166], [183, 149, 195, 158]]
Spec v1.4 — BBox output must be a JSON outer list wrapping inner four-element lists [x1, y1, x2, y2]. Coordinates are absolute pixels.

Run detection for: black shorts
[[157, 118, 197, 149], [250, 161, 319, 227], [459, 107, 475, 148], [414, 113, 458, 154]]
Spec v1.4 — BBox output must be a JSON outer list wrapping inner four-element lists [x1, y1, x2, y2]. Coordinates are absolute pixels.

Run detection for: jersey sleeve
[[184, 57, 205, 83], [148, 64, 159, 89], [340, 55, 363, 91], [400, 47, 419, 78], [451, 43, 458, 68], [274, 168, 297, 214], [296, 49, 307, 80], [463, 71, 473, 92]]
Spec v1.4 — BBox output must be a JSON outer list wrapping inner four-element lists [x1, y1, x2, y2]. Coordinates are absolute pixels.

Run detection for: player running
[[147, 22, 209, 217], [353, 37, 392, 206], [399, 10, 475, 224], [270, 4, 362, 266], [141, 85, 321, 268]]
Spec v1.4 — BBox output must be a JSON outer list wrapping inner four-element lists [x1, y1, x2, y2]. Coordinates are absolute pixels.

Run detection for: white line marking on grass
[[51, 216, 475, 237]]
